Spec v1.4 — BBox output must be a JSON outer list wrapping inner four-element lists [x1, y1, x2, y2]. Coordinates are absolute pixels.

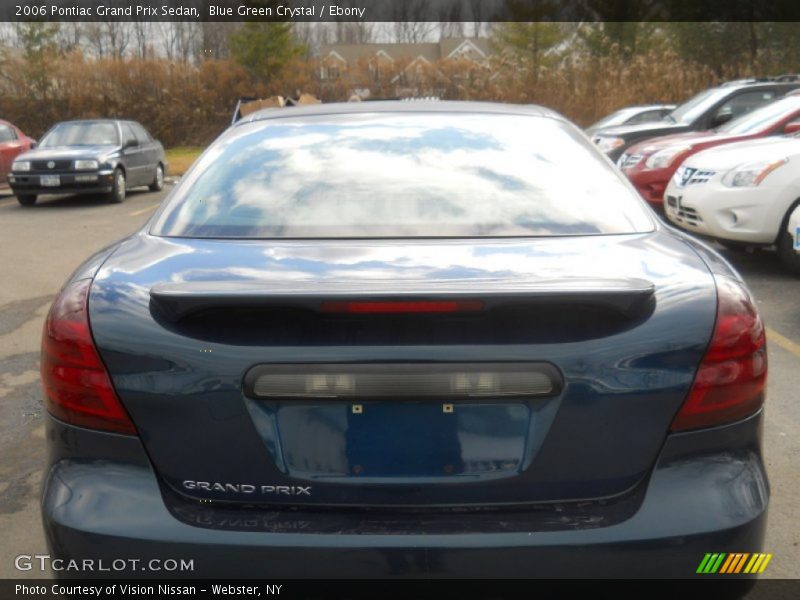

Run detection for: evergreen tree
[[229, 22, 304, 85]]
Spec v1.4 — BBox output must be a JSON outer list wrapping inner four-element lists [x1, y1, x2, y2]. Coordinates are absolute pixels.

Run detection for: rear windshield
[[152, 113, 653, 238], [40, 122, 119, 147]]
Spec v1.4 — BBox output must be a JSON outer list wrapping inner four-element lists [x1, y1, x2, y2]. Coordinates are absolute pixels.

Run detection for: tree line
[[1, 22, 798, 147]]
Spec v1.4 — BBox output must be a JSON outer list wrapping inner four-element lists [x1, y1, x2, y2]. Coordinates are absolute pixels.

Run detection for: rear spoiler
[[150, 278, 656, 323]]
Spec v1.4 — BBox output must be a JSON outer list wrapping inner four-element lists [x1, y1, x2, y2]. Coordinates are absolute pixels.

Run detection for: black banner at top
[[3, 0, 800, 23]]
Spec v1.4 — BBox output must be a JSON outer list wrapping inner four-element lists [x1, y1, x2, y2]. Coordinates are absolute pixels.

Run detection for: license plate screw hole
[[352, 404, 363, 414], [443, 404, 454, 413]]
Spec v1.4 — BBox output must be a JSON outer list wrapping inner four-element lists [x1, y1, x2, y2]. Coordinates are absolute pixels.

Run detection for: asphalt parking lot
[[0, 188, 798, 580]]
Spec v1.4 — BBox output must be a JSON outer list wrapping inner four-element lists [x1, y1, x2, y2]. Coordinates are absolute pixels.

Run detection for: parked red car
[[618, 93, 800, 208], [0, 120, 35, 189]]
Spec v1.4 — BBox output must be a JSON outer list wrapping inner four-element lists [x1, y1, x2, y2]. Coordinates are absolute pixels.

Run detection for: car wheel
[[149, 163, 164, 192], [108, 169, 126, 204], [777, 225, 800, 274], [16, 195, 37, 207]]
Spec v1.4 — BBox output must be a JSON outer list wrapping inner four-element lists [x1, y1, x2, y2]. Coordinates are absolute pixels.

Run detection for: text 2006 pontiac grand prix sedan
[[40, 102, 768, 579]]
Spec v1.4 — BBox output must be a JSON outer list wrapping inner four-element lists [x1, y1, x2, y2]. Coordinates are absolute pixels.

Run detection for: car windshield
[[716, 97, 800, 134], [669, 88, 731, 125], [40, 122, 119, 147], [152, 113, 653, 239], [588, 108, 638, 130]]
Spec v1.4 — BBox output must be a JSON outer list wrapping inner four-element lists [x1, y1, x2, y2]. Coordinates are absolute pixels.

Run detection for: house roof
[[440, 38, 491, 59], [320, 38, 492, 64]]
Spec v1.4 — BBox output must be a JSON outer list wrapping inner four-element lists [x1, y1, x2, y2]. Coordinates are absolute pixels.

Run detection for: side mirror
[[29, 140, 37, 149], [710, 112, 734, 128], [124, 138, 138, 149], [784, 121, 800, 135]]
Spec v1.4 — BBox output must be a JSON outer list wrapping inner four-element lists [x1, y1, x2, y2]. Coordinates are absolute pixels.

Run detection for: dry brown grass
[[164, 147, 204, 176], [0, 52, 318, 146], [456, 49, 722, 127]]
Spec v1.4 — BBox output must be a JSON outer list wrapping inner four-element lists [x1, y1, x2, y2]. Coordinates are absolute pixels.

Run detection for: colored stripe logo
[[697, 553, 772, 574]]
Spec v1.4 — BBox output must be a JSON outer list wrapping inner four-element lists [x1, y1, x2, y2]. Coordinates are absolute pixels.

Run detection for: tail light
[[671, 276, 767, 431], [41, 278, 137, 435]]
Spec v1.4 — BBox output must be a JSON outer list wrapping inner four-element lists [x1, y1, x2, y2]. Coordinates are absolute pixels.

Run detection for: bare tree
[[160, 22, 200, 63], [105, 22, 131, 59], [467, 0, 493, 37], [176, 22, 198, 62], [393, 22, 439, 44], [132, 21, 153, 59], [334, 22, 375, 44], [57, 23, 84, 53], [438, 1, 466, 39], [441, 22, 466, 39], [82, 22, 131, 59], [83, 23, 107, 58], [293, 23, 316, 57], [155, 23, 172, 60], [293, 22, 374, 56], [200, 22, 237, 60], [391, 1, 438, 43]]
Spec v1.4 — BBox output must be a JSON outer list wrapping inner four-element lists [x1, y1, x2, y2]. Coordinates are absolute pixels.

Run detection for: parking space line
[[767, 327, 800, 360], [128, 204, 160, 216]]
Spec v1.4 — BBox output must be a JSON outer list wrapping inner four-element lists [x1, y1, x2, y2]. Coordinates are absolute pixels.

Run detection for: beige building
[[319, 38, 492, 98]]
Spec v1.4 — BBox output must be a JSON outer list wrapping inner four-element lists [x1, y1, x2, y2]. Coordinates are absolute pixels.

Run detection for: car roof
[[238, 101, 565, 127], [55, 119, 121, 125], [717, 80, 800, 91], [627, 104, 676, 109]]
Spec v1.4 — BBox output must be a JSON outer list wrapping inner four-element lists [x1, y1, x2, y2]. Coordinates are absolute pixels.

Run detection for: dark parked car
[[0, 118, 35, 188], [41, 102, 768, 579], [584, 103, 676, 137], [593, 78, 800, 161], [8, 119, 165, 206]]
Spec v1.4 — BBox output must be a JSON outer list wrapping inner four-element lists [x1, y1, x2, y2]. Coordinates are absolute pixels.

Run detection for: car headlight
[[595, 136, 625, 154], [721, 159, 788, 187], [12, 161, 31, 172], [74, 159, 99, 170], [645, 146, 691, 170], [616, 153, 642, 169]]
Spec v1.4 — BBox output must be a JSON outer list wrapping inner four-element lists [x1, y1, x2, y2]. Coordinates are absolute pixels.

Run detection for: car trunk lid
[[89, 232, 716, 507]]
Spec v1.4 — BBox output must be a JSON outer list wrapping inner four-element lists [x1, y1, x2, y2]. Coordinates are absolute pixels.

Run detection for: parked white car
[[664, 135, 800, 272]]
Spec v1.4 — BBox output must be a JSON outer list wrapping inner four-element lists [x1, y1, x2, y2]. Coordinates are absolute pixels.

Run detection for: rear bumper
[[41, 412, 768, 579]]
